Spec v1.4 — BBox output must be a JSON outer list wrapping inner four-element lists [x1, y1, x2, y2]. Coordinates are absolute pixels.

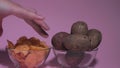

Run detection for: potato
[[51, 32, 69, 50], [71, 21, 88, 35], [87, 29, 102, 50], [65, 50, 84, 66], [63, 34, 91, 51]]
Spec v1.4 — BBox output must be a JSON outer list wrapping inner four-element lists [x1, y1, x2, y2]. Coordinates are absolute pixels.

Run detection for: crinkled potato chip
[[7, 36, 49, 50]]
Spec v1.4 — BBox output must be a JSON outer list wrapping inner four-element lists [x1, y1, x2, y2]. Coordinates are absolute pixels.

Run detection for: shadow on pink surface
[[0, 50, 98, 68], [0, 50, 15, 68]]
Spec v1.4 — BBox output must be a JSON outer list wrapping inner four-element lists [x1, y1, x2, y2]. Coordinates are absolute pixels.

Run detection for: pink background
[[0, 0, 120, 68]]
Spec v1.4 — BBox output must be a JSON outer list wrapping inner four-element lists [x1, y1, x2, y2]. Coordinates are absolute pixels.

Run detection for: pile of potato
[[51, 21, 102, 66]]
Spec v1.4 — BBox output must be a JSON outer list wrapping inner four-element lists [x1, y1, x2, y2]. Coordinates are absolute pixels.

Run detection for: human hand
[[0, 0, 49, 38]]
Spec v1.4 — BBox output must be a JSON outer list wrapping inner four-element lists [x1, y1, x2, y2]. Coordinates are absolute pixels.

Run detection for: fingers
[[25, 9, 50, 31], [0, 18, 3, 36], [24, 19, 49, 38], [13, 8, 50, 31], [22, 9, 49, 37], [0, 0, 50, 37], [27, 9, 45, 19], [34, 18, 49, 31]]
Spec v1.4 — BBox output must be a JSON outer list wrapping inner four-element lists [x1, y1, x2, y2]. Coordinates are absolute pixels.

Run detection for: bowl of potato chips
[[7, 36, 51, 68]]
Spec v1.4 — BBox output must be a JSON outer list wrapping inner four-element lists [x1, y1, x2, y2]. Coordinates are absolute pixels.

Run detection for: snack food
[[7, 36, 50, 68]]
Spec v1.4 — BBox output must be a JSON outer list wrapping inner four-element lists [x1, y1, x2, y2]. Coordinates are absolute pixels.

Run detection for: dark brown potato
[[65, 50, 84, 66], [51, 32, 70, 50], [88, 29, 102, 50], [71, 21, 88, 35], [63, 34, 91, 51]]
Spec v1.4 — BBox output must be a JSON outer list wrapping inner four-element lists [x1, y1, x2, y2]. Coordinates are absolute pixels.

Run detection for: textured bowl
[[7, 47, 51, 68], [53, 48, 98, 68]]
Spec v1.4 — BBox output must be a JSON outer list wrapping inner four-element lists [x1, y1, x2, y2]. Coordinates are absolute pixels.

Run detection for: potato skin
[[65, 50, 84, 66], [71, 21, 88, 35], [87, 29, 102, 50], [52, 32, 69, 50], [63, 34, 91, 51]]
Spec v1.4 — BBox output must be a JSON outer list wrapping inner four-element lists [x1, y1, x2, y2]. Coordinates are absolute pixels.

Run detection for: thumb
[[0, 18, 3, 36]]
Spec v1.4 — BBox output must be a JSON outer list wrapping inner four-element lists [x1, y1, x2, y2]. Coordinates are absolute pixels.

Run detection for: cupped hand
[[0, 0, 49, 38]]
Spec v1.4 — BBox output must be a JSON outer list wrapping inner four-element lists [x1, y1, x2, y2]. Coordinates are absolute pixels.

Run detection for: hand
[[0, 0, 49, 38]]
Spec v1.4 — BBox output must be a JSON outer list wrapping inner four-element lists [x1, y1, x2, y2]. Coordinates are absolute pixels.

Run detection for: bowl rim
[[7, 46, 52, 51], [52, 47, 98, 52]]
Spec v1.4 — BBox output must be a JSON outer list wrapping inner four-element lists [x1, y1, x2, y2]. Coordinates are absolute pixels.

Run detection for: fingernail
[[41, 26, 50, 31], [42, 22, 50, 30], [38, 15, 45, 19]]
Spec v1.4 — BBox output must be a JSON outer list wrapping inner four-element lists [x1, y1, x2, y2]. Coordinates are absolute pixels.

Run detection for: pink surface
[[0, 0, 120, 68]]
